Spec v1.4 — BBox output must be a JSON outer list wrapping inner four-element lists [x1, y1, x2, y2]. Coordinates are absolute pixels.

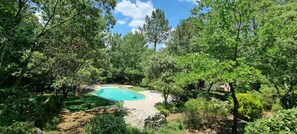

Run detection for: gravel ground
[[123, 90, 164, 130]]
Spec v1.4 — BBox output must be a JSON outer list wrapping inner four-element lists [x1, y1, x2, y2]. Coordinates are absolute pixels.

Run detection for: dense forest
[[0, 0, 297, 134]]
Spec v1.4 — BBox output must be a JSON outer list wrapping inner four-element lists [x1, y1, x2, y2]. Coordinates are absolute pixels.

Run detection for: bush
[[0, 122, 36, 134], [155, 104, 170, 117], [125, 126, 149, 134], [271, 100, 283, 112], [245, 108, 297, 134], [250, 85, 278, 110], [125, 122, 184, 134], [85, 114, 126, 134], [0, 90, 62, 128], [184, 98, 230, 129], [156, 122, 184, 134], [45, 116, 60, 130], [231, 93, 263, 121]]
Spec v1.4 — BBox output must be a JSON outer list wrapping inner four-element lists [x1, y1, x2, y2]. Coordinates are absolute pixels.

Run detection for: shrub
[[125, 126, 149, 134], [250, 85, 278, 110], [45, 116, 60, 130], [271, 100, 283, 112], [245, 108, 297, 134], [155, 104, 170, 117], [156, 122, 184, 134], [231, 93, 263, 121], [0, 122, 36, 134], [85, 114, 126, 134], [184, 98, 230, 129]]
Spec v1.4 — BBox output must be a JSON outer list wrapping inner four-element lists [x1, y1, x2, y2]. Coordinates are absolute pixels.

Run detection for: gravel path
[[123, 90, 164, 130]]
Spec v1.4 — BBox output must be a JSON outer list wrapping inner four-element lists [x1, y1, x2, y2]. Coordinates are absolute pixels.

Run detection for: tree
[[109, 32, 148, 84], [255, 2, 297, 108], [176, 53, 220, 94], [166, 17, 200, 55], [0, 0, 116, 88], [192, 0, 261, 133], [143, 53, 178, 107], [140, 9, 170, 51], [0, 0, 39, 85]]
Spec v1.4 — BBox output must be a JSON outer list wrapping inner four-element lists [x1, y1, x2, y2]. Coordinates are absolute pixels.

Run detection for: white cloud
[[179, 0, 197, 4], [117, 20, 127, 25], [115, 0, 155, 31], [129, 19, 145, 28]]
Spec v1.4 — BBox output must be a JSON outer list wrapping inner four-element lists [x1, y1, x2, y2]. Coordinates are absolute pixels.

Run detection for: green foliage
[[155, 102, 179, 116], [0, 122, 36, 134], [231, 93, 263, 121], [175, 53, 220, 88], [271, 101, 283, 112], [125, 126, 150, 134], [166, 17, 200, 55], [155, 122, 184, 134], [85, 114, 126, 134], [143, 53, 179, 105], [251, 85, 279, 110], [255, 1, 297, 108], [140, 9, 171, 51], [0, 89, 62, 128], [125, 122, 184, 134], [1, 0, 117, 88], [245, 108, 297, 134], [184, 98, 230, 129], [155, 103, 170, 117], [64, 93, 114, 112], [108, 33, 148, 84], [45, 116, 60, 130]]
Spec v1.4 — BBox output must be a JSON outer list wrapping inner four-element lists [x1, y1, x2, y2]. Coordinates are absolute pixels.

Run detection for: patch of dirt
[[56, 107, 117, 134], [264, 110, 273, 117], [57, 112, 94, 134], [186, 129, 217, 134], [166, 113, 183, 122]]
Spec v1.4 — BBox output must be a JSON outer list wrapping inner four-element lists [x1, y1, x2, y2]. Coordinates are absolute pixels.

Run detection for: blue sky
[[112, 0, 196, 35]]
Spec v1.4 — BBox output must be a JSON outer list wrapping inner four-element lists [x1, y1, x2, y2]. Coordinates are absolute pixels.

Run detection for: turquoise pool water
[[93, 87, 145, 101]]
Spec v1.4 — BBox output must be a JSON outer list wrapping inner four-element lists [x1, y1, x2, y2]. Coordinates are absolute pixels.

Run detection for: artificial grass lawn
[[130, 86, 148, 92], [64, 93, 114, 112]]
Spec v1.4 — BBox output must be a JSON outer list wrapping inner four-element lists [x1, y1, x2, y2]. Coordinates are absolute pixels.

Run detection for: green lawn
[[64, 93, 114, 112], [130, 86, 148, 92]]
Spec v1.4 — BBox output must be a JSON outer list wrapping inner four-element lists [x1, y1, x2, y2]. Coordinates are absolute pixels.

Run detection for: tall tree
[[109, 32, 148, 84], [0, 0, 117, 88], [166, 17, 200, 55], [255, 1, 297, 108], [192, 0, 261, 133], [140, 9, 170, 51], [143, 53, 178, 107]]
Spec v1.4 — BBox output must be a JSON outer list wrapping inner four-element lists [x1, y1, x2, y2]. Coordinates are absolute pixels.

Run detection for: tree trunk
[[75, 85, 81, 98], [163, 88, 169, 108], [154, 41, 157, 52], [207, 81, 214, 93], [229, 82, 238, 134], [292, 87, 295, 106], [60, 84, 69, 103]]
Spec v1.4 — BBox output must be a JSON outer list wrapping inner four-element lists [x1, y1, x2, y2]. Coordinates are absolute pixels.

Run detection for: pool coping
[[90, 86, 146, 102]]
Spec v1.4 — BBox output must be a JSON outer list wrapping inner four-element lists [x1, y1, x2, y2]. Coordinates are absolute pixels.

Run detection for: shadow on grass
[[64, 93, 114, 112]]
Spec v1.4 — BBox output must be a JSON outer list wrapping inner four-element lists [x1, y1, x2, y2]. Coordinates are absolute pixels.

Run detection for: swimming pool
[[92, 87, 145, 101]]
